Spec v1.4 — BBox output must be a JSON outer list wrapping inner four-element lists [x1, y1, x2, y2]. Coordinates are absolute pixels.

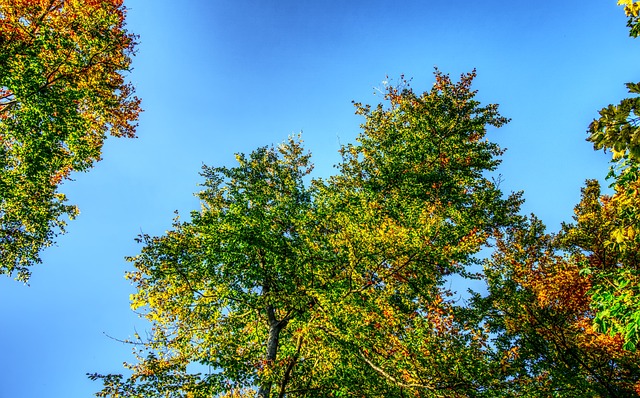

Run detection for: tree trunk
[[257, 305, 288, 398]]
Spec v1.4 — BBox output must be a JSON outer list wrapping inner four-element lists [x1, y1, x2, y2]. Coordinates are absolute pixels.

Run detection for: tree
[[0, 0, 140, 281], [308, 70, 522, 396], [460, 4, 640, 395], [576, 0, 640, 351], [92, 71, 523, 397], [479, 213, 640, 397], [91, 137, 328, 397]]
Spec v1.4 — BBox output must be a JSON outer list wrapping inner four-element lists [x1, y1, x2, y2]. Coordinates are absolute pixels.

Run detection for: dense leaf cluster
[[90, 72, 529, 397], [0, 0, 140, 281]]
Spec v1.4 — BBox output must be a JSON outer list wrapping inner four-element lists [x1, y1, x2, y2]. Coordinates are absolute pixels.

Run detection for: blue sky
[[1, 1, 639, 397]]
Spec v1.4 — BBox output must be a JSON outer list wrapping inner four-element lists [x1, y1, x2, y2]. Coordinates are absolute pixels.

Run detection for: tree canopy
[[0, 0, 140, 281], [89, 4, 640, 387], [90, 71, 527, 397], [0, 0, 630, 396]]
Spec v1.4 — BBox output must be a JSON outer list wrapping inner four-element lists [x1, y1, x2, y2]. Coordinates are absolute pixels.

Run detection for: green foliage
[[313, 70, 522, 396], [571, 0, 640, 355], [93, 72, 524, 397], [85, 2, 640, 396], [591, 268, 640, 351], [92, 137, 331, 397], [588, 83, 640, 162], [90, 3, 640, 395], [559, 178, 640, 355], [0, 0, 140, 281]]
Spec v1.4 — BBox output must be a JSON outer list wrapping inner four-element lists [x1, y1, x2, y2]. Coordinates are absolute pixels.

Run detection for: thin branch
[[357, 349, 435, 390]]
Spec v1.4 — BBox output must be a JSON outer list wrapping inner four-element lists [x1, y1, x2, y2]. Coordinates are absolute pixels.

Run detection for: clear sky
[[1, 1, 639, 397]]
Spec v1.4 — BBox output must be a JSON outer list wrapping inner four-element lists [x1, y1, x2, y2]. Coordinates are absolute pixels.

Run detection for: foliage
[[0, 0, 140, 281], [310, 70, 522, 396], [455, 4, 640, 396], [573, 0, 640, 352], [588, 0, 640, 166], [90, 3, 640, 396], [480, 215, 640, 396], [618, 0, 640, 37], [92, 137, 329, 397], [559, 179, 640, 353], [88, 2, 640, 396], [92, 72, 524, 397], [588, 81, 640, 163]]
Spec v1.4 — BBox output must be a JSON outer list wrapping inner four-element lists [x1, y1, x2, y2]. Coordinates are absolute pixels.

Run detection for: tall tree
[[466, 4, 640, 395], [310, 70, 522, 396], [92, 71, 523, 397], [91, 137, 329, 397], [0, 0, 140, 281]]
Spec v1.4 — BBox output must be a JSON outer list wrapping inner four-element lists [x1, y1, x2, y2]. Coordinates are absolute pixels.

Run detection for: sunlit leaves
[[560, 178, 640, 354], [568, 1, 640, 356], [618, 0, 640, 36], [308, 70, 522, 396], [480, 216, 640, 396], [588, 85, 640, 163], [0, 0, 140, 280], [94, 72, 525, 397], [93, 137, 329, 397]]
